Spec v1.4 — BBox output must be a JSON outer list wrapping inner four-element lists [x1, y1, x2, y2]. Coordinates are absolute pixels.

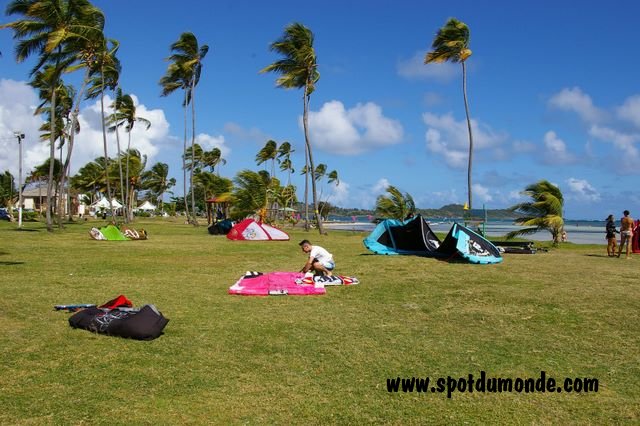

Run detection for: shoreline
[[323, 221, 609, 245]]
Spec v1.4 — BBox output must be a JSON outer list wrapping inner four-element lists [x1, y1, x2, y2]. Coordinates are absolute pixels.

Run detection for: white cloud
[[397, 51, 458, 82], [326, 181, 350, 206], [306, 101, 403, 155], [423, 112, 508, 168], [372, 178, 390, 193], [617, 95, 640, 128], [0, 81, 226, 185], [548, 87, 605, 123], [543, 130, 576, 165], [195, 133, 230, 157], [71, 95, 171, 172], [588, 124, 639, 174], [472, 184, 493, 203], [0, 79, 47, 177], [566, 178, 601, 202]]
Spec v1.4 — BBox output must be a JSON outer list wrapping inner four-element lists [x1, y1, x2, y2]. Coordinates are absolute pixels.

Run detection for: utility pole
[[14, 131, 25, 228]]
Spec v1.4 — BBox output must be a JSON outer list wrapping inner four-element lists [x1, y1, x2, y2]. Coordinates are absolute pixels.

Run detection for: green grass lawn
[[0, 218, 638, 424]]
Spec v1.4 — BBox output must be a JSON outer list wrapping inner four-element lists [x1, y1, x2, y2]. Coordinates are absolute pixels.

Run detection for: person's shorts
[[622, 230, 632, 237], [314, 258, 335, 270]]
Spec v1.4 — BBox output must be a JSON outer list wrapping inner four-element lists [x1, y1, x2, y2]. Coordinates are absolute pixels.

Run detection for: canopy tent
[[226, 218, 290, 241], [363, 214, 502, 264], [136, 201, 156, 211], [90, 197, 123, 209]]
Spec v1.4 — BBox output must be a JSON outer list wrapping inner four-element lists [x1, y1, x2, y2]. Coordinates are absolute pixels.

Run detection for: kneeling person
[[299, 239, 335, 276]]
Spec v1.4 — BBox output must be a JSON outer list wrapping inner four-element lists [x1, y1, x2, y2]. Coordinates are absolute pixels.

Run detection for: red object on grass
[[98, 295, 133, 309]]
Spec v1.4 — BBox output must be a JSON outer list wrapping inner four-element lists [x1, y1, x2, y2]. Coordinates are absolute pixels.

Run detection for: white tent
[[136, 201, 157, 211], [91, 197, 123, 209]]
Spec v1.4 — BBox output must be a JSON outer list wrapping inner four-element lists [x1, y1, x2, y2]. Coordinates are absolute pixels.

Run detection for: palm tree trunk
[[303, 86, 324, 235], [303, 138, 309, 231], [100, 76, 115, 220], [46, 89, 57, 232], [182, 90, 190, 222], [190, 77, 198, 226], [113, 98, 125, 220], [462, 61, 474, 210], [125, 132, 132, 222], [59, 72, 89, 225]]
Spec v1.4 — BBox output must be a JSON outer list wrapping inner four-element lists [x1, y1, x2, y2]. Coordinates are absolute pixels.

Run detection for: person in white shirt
[[299, 239, 335, 276]]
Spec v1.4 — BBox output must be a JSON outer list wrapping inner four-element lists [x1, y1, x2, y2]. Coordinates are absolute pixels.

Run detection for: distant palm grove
[[1, 1, 478, 235]]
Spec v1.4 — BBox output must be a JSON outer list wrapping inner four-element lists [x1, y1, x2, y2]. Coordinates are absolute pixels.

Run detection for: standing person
[[618, 210, 634, 259], [299, 239, 335, 276], [605, 214, 618, 257]]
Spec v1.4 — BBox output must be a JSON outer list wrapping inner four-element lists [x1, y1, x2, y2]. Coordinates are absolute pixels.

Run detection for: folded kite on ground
[[229, 271, 359, 296], [89, 224, 148, 241], [67, 295, 168, 340]]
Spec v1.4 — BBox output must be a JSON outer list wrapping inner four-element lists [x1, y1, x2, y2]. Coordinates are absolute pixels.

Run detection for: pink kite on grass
[[228, 272, 359, 296], [229, 272, 326, 296]]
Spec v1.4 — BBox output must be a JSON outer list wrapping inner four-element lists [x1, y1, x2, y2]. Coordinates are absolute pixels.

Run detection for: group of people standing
[[606, 210, 636, 258]]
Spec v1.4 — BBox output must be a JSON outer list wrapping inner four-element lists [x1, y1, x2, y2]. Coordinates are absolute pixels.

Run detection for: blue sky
[[1, 0, 639, 219]]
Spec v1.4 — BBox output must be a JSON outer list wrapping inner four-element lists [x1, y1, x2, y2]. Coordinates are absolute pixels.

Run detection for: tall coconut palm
[[115, 93, 150, 221], [3, 0, 105, 230], [375, 185, 416, 220], [425, 18, 474, 210], [260, 22, 324, 234], [119, 148, 146, 218], [277, 141, 294, 185], [160, 61, 192, 221], [141, 162, 175, 213], [106, 87, 126, 208], [506, 180, 565, 245], [82, 38, 122, 220], [183, 143, 205, 173], [203, 147, 225, 175], [160, 32, 208, 225], [256, 140, 278, 176]]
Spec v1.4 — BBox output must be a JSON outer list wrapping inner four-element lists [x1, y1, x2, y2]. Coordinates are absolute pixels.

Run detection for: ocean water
[[324, 218, 610, 245]]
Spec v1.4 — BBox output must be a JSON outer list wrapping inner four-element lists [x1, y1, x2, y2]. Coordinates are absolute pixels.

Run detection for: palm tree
[[183, 143, 205, 173], [3, 0, 105, 230], [256, 140, 278, 176], [203, 147, 225, 175], [425, 18, 474, 209], [70, 159, 106, 201], [506, 180, 565, 245], [375, 185, 416, 220], [105, 88, 126, 208], [119, 149, 146, 219], [260, 22, 324, 234], [0, 171, 17, 210], [160, 60, 192, 221], [232, 169, 271, 220], [115, 93, 150, 221], [141, 162, 176, 213], [160, 32, 208, 225], [277, 141, 294, 185]]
